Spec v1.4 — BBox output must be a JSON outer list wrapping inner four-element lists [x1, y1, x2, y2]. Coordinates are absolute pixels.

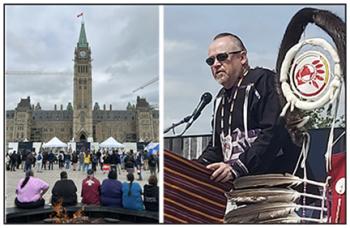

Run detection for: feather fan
[[225, 187, 300, 203], [259, 213, 301, 224], [224, 202, 297, 223], [232, 173, 302, 189]]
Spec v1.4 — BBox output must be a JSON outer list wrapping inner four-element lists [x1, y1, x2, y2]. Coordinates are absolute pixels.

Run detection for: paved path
[[5, 165, 156, 208]]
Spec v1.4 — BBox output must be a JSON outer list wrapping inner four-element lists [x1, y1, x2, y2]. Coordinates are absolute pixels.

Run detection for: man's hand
[[206, 162, 234, 183]]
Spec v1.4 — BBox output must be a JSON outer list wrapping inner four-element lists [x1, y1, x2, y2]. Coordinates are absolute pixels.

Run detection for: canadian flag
[[77, 12, 83, 18]]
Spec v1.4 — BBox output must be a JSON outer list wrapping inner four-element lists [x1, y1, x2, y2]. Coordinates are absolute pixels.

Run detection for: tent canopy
[[42, 137, 67, 148], [100, 137, 125, 148]]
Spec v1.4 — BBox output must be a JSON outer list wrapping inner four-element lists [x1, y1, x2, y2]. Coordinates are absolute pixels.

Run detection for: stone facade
[[5, 22, 158, 144]]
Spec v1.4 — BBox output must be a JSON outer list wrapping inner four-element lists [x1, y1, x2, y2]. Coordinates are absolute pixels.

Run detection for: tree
[[303, 106, 345, 129]]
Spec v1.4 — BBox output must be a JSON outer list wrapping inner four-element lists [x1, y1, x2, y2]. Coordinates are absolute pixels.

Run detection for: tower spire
[[78, 20, 88, 48]]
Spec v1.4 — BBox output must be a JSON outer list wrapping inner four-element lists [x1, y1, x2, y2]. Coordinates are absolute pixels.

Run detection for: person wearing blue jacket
[[100, 170, 123, 207], [122, 173, 144, 211]]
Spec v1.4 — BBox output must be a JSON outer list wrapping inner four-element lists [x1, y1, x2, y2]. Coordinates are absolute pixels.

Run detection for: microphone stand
[[176, 120, 193, 137], [163, 115, 192, 134]]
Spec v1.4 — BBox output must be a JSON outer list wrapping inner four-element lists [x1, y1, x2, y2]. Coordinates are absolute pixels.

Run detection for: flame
[[73, 208, 83, 219], [50, 199, 85, 224]]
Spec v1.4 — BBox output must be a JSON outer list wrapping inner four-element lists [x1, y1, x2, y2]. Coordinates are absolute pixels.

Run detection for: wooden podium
[[164, 150, 232, 223]]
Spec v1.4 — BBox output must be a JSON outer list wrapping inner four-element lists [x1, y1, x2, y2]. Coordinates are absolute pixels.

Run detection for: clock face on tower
[[79, 50, 87, 58]]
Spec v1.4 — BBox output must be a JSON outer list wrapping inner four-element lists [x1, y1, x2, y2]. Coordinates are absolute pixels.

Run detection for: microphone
[[182, 92, 212, 134], [191, 92, 212, 122], [164, 92, 212, 136]]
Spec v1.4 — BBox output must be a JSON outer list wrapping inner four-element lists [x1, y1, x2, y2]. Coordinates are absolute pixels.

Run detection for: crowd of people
[[6, 148, 159, 177], [14, 169, 159, 212], [8, 147, 159, 214]]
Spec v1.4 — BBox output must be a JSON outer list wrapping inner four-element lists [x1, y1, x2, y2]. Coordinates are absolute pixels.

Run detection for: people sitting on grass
[[143, 175, 159, 212], [15, 170, 49, 209], [122, 173, 144, 211], [51, 171, 77, 206], [81, 169, 100, 205], [100, 170, 123, 207]]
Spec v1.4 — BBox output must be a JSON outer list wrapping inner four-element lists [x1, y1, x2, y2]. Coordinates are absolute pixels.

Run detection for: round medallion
[[290, 51, 330, 100]]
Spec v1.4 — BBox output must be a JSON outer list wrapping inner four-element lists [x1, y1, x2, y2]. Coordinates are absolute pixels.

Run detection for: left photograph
[[4, 5, 159, 224]]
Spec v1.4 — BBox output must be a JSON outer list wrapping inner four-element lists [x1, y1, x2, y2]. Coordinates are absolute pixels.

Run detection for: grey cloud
[[5, 5, 159, 112]]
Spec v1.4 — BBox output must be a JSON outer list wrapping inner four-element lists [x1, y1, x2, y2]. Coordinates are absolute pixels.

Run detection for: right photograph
[[163, 5, 346, 224]]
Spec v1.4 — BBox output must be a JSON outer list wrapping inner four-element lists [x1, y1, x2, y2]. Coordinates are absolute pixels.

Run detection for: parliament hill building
[[6, 22, 159, 143]]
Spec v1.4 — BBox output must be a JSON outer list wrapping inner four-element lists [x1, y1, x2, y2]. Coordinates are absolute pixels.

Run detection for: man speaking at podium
[[198, 33, 299, 183]]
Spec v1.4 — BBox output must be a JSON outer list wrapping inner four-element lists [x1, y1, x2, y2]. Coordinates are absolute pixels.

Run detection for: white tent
[[99, 137, 125, 148], [42, 137, 68, 148]]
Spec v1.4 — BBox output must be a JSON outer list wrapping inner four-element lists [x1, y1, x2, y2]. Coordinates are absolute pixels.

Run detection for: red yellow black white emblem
[[290, 51, 330, 100]]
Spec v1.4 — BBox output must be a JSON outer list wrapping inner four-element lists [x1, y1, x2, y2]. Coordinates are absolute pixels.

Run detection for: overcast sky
[[164, 4, 346, 136], [5, 5, 159, 111]]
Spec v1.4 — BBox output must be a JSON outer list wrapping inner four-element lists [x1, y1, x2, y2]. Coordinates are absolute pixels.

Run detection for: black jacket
[[143, 184, 159, 211], [51, 179, 78, 206], [198, 68, 301, 177]]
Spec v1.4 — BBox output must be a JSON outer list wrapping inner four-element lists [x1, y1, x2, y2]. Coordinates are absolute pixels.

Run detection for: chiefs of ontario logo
[[290, 51, 330, 99]]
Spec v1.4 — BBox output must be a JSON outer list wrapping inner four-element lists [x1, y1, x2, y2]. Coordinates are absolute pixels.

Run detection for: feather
[[260, 213, 301, 224], [233, 173, 302, 190], [225, 187, 300, 203], [274, 8, 346, 146], [224, 202, 298, 224]]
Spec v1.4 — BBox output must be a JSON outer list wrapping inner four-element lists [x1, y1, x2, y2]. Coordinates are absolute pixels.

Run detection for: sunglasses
[[205, 51, 242, 66]]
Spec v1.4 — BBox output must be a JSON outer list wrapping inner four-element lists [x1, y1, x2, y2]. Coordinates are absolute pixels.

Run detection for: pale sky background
[[5, 5, 159, 111], [164, 4, 346, 136]]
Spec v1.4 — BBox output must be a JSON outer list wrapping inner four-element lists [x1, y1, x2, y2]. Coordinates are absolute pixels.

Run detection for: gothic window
[[80, 111, 85, 123]]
